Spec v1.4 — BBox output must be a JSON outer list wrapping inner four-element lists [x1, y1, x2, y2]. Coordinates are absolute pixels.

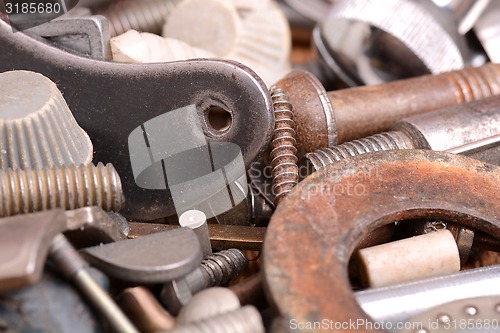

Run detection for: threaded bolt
[[305, 130, 415, 171], [0, 162, 124, 216], [269, 86, 299, 205], [98, 0, 180, 37], [199, 248, 248, 288], [167, 305, 264, 333], [160, 249, 248, 314]]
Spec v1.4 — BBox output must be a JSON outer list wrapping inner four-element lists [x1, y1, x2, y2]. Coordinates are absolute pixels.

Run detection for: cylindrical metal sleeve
[[394, 95, 500, 151]]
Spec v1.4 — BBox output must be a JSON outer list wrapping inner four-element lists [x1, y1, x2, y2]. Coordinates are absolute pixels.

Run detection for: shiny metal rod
[[355, 265, 500, 327]]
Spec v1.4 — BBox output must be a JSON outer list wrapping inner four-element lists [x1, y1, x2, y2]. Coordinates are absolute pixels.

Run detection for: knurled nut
[[321, 0, 467, 76]]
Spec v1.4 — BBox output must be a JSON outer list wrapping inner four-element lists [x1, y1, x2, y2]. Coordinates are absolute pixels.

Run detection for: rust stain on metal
[[262, 150, 500, 333]]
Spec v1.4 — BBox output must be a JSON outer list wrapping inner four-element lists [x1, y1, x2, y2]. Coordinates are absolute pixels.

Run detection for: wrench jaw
[[0, 20, 274, 221]]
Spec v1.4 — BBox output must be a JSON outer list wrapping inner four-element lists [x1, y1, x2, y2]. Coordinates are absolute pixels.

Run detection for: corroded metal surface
[[263, 150, 500, 333], [275, 70, 335, 157]]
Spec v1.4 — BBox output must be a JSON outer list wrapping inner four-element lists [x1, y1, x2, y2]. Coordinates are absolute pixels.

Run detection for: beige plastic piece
[[110, 30, 216, 63], [162, 0, 241, 56], [163, 0, 291, 86], [179, 210, 212, 257], [228, 1, 291, 68], [0, 70, 93, 169], [358, 229, 461, 288], [176, 287, 240, 324]]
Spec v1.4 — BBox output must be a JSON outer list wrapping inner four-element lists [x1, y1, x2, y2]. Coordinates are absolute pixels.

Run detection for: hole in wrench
[[205, 105, 232, 132]]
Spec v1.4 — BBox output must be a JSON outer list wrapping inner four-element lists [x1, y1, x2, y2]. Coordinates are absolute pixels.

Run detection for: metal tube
[[49, 234, 139, 333], [355, 265, 500, 327]]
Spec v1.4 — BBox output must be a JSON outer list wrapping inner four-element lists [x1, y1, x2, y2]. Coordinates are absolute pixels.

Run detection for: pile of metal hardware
[[0, 0, 499, 332]]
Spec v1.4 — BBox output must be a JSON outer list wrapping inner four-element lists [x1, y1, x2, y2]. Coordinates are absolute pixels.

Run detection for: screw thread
[[269, 86, 299, 204], [168, 306, 264, 333], [99, 0, 180, 37], [447, 63, 500, 103], [0, 163, 124, 217], [200, 249, 248, 287], [305, 131, 415, 171]]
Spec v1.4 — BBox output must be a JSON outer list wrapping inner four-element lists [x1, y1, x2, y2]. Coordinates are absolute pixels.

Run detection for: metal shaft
[[49, 234, 139, 333], [304, 94, 500, 171], [355, 264, 500, 328], [276, 63, 500, 156]]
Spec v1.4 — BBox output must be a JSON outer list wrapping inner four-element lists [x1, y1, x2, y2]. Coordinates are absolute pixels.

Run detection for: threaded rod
[[199, 248, 248, 288], [305, 131, 416, 171], [0, 162, 124, 216]]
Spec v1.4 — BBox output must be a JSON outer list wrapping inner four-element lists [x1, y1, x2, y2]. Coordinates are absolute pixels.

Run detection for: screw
[[199, 248, 248, 286], [166, 305, 264, 333], [0, 162, 124, 216], [276, 63, 500, 156], [269, 86, 299, 205], [49, 234, 139, 333], [97, 0, 180, 37], [161, 249, 248, 314], [303, 95, 500, 172]]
